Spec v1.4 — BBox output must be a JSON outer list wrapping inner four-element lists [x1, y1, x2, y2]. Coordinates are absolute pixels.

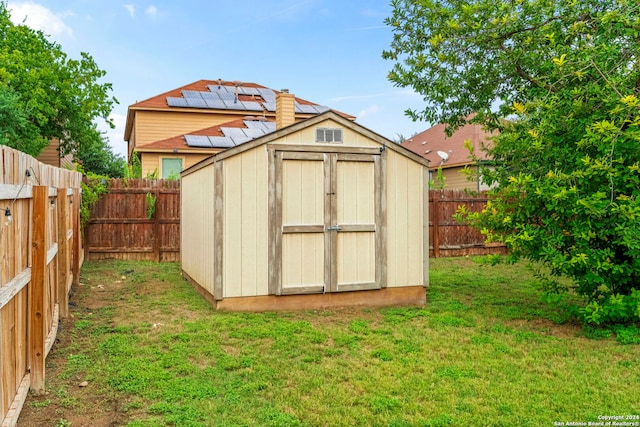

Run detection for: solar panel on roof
[[218, 92, 237, 101], [200, 92, 220, 100], [209, 136, 235, 148], [258, 88, 276, 100], [316, 105, 330, 113], [222, 99, 241, 109], [297, 104, 319, 114], [264, 122, 276, 132], [220, 127, 246, 138], [244, 120, 269, 132], [244, 128, 268, 138], [185, 98, 208, 108], [185, 135, 213, 148], [182, 90, 204, 98], [207, 85, 235, 94], [244, 120, 263, 129], [231, 135, 252, 146], [167, 97, 188, 107], [205, 99, 228, 109], [238, 87, 260, 96], [262, 102, 276, 112], [241, 101, 264, 111]]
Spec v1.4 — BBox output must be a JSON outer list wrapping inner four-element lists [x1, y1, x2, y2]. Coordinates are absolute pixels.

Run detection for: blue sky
[[6, 0, 429, 158]]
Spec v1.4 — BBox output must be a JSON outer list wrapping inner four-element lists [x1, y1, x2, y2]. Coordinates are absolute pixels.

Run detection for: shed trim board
[[181, 110, 428, 311]]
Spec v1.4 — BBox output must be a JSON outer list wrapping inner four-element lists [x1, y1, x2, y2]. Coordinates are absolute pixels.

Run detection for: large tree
[[0, 1, 118, 166], [383, 0, 640, 324]]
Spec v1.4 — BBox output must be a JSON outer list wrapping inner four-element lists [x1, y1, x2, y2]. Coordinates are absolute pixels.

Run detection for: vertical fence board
[[72, 188, 81, 287], [56, 189, 69, 318], [28, 187, 47, 395]]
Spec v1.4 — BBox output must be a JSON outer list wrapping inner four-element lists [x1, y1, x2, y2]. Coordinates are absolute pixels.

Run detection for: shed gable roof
[[182, 111, 429, 177]]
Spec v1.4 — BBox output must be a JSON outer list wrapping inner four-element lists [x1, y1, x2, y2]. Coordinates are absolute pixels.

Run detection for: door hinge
[[327, 225, 341, 231]]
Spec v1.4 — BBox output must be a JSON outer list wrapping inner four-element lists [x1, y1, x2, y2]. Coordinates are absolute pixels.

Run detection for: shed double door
[[272, 150, 384, 295]]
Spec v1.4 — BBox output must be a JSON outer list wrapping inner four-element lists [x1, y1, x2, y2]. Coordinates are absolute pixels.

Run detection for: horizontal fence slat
[[46, 243, 58, 266], [88, 219, 179, 225], [0, 184, 33, 201], [0, 268, 31, 310]]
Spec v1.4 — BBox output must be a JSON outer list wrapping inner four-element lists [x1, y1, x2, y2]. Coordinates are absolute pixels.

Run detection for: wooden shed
[[181, 108, 429, 311]]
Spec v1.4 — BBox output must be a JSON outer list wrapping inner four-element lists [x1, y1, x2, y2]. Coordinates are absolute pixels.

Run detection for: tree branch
[[515, 62, 557, 93]]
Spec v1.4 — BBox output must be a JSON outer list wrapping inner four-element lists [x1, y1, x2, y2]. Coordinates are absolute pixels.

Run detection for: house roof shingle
[[402, 121, 495, 169]]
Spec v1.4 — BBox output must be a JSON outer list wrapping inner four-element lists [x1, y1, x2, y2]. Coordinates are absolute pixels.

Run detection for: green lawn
[[21, 258, 640, 427]]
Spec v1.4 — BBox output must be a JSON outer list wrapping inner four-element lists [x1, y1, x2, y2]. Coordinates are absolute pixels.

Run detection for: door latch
[[327, 225, 341, 231]]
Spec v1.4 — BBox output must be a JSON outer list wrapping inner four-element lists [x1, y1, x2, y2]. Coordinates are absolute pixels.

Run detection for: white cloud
[[8, 2, 73, 38], [145, 5, 158, 19], [358, 104, 382, 119], [124, 4, 135, 17]]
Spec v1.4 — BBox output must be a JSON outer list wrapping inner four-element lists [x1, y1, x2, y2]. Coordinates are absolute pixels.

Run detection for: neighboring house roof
[[402, 121, 495, 169], [124, 79, 354, 142]]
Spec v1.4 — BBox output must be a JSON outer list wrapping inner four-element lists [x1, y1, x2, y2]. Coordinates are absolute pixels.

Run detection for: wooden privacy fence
[[86, 180, 502, 261], [429, 190, 506, 258], [85, 179, 180, 262], [0, 146, 82, 427]]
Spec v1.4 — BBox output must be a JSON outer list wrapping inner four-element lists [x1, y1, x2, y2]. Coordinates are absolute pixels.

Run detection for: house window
[[316, 128, 343, 144], [162, 158, 183, 179]]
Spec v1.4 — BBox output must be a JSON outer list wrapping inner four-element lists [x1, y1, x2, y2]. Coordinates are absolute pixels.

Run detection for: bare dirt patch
[[16, 273, 158, 426]]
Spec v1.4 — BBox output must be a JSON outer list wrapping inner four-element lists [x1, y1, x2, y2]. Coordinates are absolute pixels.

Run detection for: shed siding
[[223, 146, 269, 298], [387, 150, 424, 287], [181, 165, 216, 295]]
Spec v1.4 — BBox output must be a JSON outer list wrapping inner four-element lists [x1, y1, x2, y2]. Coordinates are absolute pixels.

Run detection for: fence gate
[[272, 150, 384, 295]]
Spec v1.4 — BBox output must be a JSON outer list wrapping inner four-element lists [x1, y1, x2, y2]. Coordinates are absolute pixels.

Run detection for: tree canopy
[[384, 0, 640, 324], [0, 1, 122, 175]]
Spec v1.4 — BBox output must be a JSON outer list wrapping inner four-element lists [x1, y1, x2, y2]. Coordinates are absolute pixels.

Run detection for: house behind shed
[[181, 99, 429, 311]]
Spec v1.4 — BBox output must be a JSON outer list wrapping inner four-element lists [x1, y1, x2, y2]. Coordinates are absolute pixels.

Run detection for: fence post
[[72, 188, 81, 286], [153, 187, 161, 262], [432, 192, 440, 258], [29, 185, 47, 395], [57, 188, 69, 318]]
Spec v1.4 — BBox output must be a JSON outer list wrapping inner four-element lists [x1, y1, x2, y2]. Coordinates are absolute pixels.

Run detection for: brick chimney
[[276, 89, 295, 129]]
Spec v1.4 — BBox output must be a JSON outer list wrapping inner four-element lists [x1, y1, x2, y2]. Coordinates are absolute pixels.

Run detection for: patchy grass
[[19, 258, 640, 427]]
